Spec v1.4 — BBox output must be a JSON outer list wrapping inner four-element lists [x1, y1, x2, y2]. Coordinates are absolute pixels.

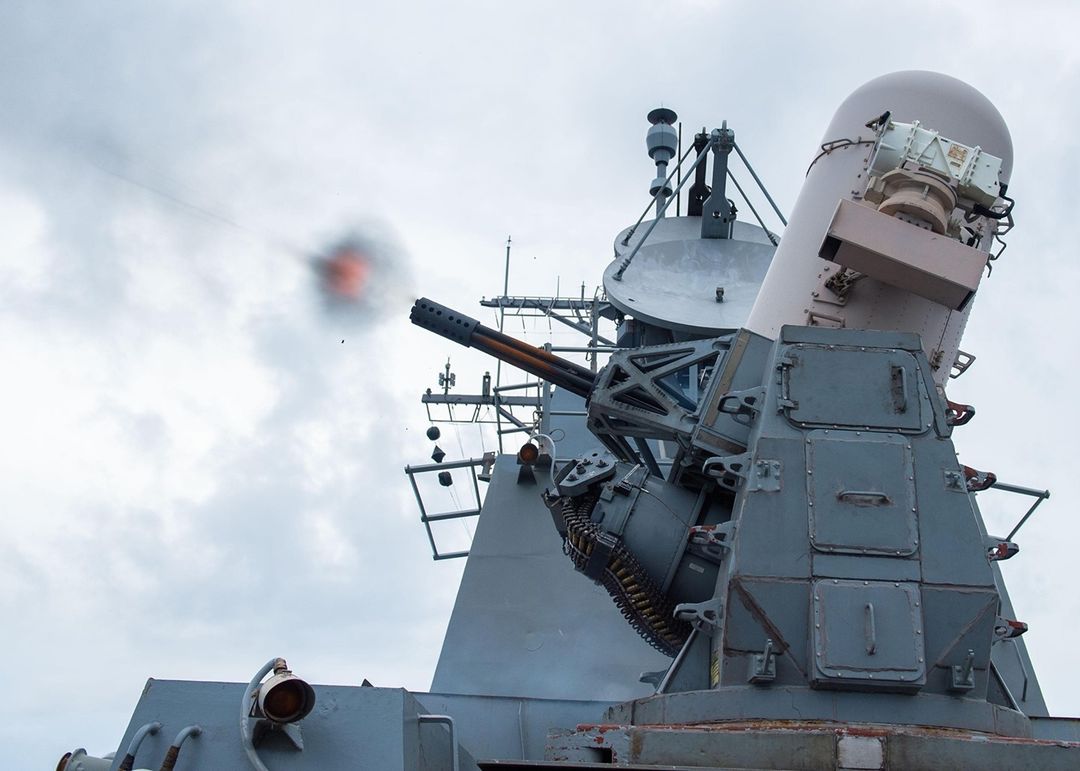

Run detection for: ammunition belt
[[558, 493, 688, 657]]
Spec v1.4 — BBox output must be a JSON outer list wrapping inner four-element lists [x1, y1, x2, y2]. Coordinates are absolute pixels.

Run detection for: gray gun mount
[[410, 296, 1039, 735], [549, 324, 1039, 738], [586, 329, 775, 489]]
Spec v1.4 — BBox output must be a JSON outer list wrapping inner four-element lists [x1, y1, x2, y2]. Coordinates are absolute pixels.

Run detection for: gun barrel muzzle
[[410, 297, 596, 398]]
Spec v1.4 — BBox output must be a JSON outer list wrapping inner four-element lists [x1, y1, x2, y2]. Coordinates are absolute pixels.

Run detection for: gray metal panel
[[412, 692, 612, 763], [604, 218, 776, 335], [559, 722, 1080, 770], [811, 579, 925, 688], [112, 680, 472, 771], [613, 686, 1031, 738], [430, 456, 669, 701], [542, 389, 595, 460], [810, 553, 921, 582], [784, 347, 926, 432], [722, 577, 811, 679], [608, 474, 703, 593], [807, 432, 918, 556], [914, 449, 995, 589], [779, 324, 923, 352], [988, 558, 1049, 716], [1031, 717, 1080, 742], [728, 436, 813, 579], [920, 585, 997, 671]]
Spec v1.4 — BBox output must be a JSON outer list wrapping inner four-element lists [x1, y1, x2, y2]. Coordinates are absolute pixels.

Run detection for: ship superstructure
[[59, 71, 1078, 771]]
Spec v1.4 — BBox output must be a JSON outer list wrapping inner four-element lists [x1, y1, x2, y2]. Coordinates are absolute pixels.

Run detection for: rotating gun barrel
[[410, 297, 597, 398]]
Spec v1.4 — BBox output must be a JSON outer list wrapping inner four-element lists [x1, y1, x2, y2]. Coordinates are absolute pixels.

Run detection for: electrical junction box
[[872, 120, 1004, 207]]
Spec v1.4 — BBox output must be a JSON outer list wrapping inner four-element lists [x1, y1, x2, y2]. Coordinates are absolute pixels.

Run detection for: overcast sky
[[2, 1, 1080, 766]]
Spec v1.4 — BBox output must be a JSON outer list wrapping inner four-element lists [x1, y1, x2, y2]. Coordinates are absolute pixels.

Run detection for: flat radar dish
[[603, 217, 776, 335]]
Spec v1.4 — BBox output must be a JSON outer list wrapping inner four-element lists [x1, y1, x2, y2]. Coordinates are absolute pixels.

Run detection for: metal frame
[[480, 295, 617, 349], [404, 457, 488, 560], [986, 481, 1052, 542], [476, 292, 619, 451], [422, 381, 543, 430], [613, 130, 788, 280]]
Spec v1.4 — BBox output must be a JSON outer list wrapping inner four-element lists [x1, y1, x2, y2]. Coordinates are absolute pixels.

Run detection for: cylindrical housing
[[646, 108, 678, 163], [744, 71, 1012, 384]]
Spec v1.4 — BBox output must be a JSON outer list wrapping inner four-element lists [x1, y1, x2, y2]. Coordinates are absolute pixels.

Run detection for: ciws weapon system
[[60, 72, 1078, 770]]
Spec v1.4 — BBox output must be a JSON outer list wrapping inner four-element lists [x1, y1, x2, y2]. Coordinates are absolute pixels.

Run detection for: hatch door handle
[[891, 365, 909, 413], [837, 490, 891, 506]]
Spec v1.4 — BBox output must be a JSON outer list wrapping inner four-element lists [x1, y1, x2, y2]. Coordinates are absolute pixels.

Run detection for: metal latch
[[889, 365, 909, 413], [950, 649, 976, 692], [748, 459, 782, 492], [837, 490, 891, 507], [749, 638, 777, 684]]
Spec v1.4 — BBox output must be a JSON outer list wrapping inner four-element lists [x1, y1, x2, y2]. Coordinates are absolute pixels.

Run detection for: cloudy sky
[[2, 1, 1079, 765]]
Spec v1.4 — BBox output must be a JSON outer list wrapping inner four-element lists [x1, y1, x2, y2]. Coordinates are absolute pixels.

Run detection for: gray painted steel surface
[[546, 324, 1048, 735], [430, 455, 669, 701], [555, 721, 1080, 770], [115, 680, 473, 770], [605, 218, 775, 335]]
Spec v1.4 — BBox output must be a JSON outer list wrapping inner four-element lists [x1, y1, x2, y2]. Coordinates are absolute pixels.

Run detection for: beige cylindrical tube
[[745, 71, 1012, 385]]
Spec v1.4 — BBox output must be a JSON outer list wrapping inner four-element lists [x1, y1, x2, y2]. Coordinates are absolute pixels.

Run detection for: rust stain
[[575, 723, 623, 732], [731, 578, 806, 678], [569, 719, 1080, 749]]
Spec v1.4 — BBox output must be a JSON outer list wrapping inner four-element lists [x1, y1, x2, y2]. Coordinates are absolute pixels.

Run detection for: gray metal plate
[[812, 579, 925, 688], [807, 431, 918, 556], [783, 346, 925, 431], [604, 218, 775, 335], [430, 456, 668, 701]]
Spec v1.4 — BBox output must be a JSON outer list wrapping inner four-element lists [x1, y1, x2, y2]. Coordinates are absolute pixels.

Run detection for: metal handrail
[[985, 481, 1051, 542], [418, 715, 460, 771], [405, 455, 488, 560]]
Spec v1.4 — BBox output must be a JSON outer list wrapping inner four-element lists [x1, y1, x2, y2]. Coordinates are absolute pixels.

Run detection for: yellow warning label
[[947, 142, 968, 166]]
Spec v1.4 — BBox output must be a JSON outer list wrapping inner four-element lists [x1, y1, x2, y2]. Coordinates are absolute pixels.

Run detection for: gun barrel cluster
[[410, 298, 596, 398]]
